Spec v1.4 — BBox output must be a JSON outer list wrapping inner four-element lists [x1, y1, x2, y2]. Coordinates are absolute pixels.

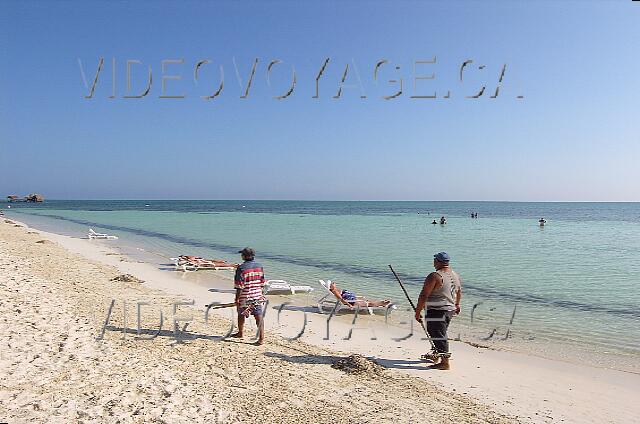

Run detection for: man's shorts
[[238, 303, 264, 318]]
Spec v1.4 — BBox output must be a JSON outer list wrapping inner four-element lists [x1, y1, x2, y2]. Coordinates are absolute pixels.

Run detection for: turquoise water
[[5, 200, 640, 362]]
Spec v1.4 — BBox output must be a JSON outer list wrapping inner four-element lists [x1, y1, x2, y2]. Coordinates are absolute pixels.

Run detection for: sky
[[0, 0, 639, 201]]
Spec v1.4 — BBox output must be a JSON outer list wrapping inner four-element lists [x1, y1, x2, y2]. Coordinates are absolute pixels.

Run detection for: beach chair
[[170, 256, 199, 271], [170, 256, 238, 272], [264, 280, 314, 295], [317, 279, 396, 315], [87, 228, 118, 240]]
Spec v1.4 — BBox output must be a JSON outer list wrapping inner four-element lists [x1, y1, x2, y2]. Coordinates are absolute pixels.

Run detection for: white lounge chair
[[317, 279, 396, 315], [264, 280, 314, 296], [87, 228, 118, 240]]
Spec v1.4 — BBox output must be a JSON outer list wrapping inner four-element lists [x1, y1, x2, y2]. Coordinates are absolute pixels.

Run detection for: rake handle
[[388, 264, 436, 351]]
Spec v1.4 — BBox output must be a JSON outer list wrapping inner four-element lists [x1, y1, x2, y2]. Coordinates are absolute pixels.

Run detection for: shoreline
[[7, 209, 640, 373], [1, 217, 639, 422]]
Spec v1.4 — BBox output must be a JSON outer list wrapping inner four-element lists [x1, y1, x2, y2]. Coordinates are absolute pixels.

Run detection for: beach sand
[[1, 219, 638, 423], [0, 219, 514, 423]]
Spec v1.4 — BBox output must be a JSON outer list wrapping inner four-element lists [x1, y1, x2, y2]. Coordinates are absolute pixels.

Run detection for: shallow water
[[6, 200, 640, 364]]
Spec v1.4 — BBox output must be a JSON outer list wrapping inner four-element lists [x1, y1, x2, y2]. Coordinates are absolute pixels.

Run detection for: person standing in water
[[415, 252, 462, 370], [539, 217, 547, 227], [439, 216, 447, 225]]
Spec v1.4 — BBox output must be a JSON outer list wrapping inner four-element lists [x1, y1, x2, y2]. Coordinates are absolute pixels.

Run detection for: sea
[[4, 200, 640, 370]]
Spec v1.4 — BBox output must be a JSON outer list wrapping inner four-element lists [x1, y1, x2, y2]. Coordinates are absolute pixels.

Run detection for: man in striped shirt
[[231, 247, 266, 345]]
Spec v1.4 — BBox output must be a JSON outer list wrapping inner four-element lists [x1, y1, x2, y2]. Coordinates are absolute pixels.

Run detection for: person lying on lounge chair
[[328, 281, 391, 308], [179, 255, 238, 267]]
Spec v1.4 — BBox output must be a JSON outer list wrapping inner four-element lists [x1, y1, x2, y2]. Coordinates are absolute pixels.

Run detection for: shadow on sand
[[101, 324, 232, 342], [263, 351, 339, 365], [372, 357, 432, 371], [264, 350, 433, 372]]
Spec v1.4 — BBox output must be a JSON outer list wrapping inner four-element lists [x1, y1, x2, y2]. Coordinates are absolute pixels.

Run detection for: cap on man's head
[[238, 247, 255, 257], [434, 252, 450, 263]]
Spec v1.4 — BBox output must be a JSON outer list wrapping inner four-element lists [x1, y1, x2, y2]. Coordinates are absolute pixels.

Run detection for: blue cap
[[434, 252, 450, 262]]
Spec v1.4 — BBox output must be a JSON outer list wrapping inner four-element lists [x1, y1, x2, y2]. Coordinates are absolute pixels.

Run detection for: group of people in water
[[431, 216, 447, 225], [430, 213, 476, 224], [428, 213, 547, 227]]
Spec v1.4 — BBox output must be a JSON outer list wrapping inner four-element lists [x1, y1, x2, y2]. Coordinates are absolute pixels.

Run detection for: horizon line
[[3, 198, 640, 203]]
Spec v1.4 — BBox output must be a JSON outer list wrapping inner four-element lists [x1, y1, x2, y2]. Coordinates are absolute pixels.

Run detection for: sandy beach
[[4, 1, 640, 422], [1, 218, 639, 423]]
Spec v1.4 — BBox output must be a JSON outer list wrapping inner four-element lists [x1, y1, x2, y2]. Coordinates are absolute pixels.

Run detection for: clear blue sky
[[1, 0, 639, 201]]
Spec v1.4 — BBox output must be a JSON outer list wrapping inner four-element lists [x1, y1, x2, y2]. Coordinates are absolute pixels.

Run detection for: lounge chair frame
[[264, 279, 314, 295], [87, 228, 118, 240]]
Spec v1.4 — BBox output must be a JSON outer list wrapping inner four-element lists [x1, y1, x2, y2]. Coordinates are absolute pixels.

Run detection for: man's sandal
[[420, 351, 440, 362]]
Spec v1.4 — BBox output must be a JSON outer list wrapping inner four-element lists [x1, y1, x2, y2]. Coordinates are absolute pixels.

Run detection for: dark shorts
[[425, 309, 454, 355], [238, 303, 264, 318]]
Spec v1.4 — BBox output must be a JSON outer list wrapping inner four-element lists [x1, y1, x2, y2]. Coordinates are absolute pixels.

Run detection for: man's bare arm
[[455, 287, 462, 314], [415, 273, 438, 320], [454, 273, 462, 314]]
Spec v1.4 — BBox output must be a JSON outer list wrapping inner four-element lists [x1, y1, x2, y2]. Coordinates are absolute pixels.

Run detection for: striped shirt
[[234, 260, 265, 304]]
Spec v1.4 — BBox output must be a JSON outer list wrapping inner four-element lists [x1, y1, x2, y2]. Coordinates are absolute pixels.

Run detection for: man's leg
[[255, 315, 264, 345], [426, 309, 451, 370], [436, 313, 453, 369], [232, 309, 245, 338], [366, 299, 391, 307], [426, 309, 448, 352]]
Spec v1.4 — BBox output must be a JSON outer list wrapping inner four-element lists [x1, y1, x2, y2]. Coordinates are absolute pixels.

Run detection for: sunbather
[[179, 255, 238, 267], [328, 281, 391, 308], [180, 255, 222, 262]]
